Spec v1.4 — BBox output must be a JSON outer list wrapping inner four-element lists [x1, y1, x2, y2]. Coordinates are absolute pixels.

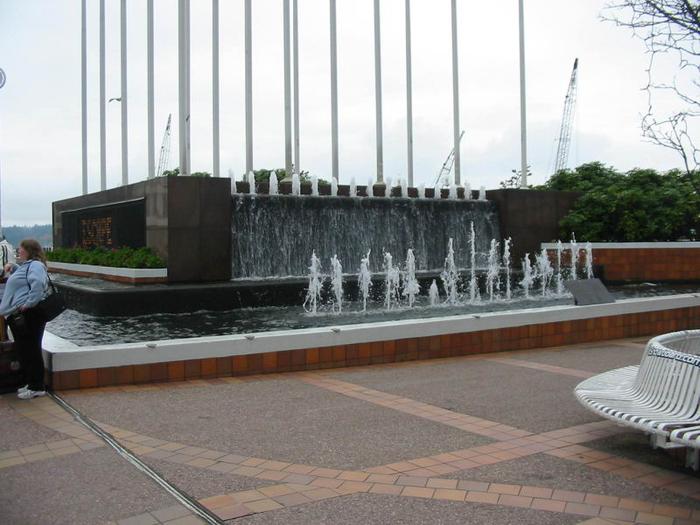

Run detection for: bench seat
[[574, 331, 700, 469]]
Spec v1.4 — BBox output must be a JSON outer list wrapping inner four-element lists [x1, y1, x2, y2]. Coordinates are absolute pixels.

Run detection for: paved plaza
[[2, 337, 700, 524]]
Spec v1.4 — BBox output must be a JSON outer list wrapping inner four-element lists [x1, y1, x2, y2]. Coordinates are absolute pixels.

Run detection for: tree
[[161, 167, 210, 177], [604, 0, 700, 188], [541, 162, 700, 241]]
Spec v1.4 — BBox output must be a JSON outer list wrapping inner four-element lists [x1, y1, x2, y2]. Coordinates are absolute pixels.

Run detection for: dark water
[[45, 283, 700, 347], [231, 195, 500, 278]]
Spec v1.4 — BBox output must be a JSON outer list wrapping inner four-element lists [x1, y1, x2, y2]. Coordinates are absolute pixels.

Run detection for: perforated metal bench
[[574, 330, 700, 469]]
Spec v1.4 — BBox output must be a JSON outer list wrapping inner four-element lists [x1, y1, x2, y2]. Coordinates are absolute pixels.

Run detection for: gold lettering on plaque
[[80, 217, 113, 248]]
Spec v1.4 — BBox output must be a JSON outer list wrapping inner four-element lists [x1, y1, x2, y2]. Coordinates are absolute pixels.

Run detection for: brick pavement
[[2, 337, 699, 524]]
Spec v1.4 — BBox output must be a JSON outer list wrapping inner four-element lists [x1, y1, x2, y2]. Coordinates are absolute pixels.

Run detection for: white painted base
[[44, 293, 700, 372]]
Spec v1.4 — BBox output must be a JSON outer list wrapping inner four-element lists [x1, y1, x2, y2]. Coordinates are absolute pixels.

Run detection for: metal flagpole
[[373, 0, 383, 183], [100, 0, 106, 190], [518, 0, 528, 188], [178, 0, 188, 176], [405, 0, 413, 187], [245, 0, 253, 174], [212, 0, 220, 177], [293, 0, 300, 175], [283, 0, 293, 178], [81, 0, 88, 194], [329, 0, 338, 182], [450, 0, 461, 185], [120, 0, 128, 185], [147, 0, 155, 179], [185, 0, 191, 176]]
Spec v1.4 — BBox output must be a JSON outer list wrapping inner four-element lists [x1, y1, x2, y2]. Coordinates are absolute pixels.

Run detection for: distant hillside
[[3, 225, 52, 248]]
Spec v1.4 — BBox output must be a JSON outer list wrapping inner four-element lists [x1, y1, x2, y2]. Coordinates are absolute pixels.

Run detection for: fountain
[[229, 169, 237, 194], [503, 237, 512, 300], [303, 251, 323, 314], [449, 183, 458, 200], [400, 178, 408, 198], [479, 186, 486, 201], [556, 240, 564, 295], [418, 184, 426, 199], [402, 249, 420, 307], [464, 182, 472, 200], [535, 248, 554, 296], [519, 253, 536, 299], [383, 252, 401, 311], [331, 177, 338, 197], [292, 172, 301, 196], [268, 172, 279, 195], [428, 280, 440, 306], [486, 239, 500, 302], [367, 177, 374, 197], [358, 251, 372, 312], [585, 241, 593, 279], [433, 183, 440, 199], [330, 255, 343, 313], [440, 238, 459, 305], [247, 171, 256, 195], [468, 222, 480, 304], [349, 177, 357, 197], [311, 175, 319, 196], [570, 233, 579, 280]]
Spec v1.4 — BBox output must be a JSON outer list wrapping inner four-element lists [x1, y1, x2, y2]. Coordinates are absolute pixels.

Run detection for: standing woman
[[0, 239, 49, 399]]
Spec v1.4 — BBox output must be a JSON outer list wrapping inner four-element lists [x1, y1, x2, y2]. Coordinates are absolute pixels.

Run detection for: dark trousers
[[8, 309, 46, 391]]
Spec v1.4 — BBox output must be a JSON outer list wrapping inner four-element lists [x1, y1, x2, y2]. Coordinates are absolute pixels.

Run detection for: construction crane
[[434, 130, 465, 187], [553, 58, 579, 174], [156, 114, 172, 177]]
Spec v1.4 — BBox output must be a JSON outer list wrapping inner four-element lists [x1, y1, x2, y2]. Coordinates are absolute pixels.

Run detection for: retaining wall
[[46, 295, 700, 390]]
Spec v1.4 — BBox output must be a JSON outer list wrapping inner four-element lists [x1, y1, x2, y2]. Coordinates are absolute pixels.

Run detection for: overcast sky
[[0, 0, 686, 225]]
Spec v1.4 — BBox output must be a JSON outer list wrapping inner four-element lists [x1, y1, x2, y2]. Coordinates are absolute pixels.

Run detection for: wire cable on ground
[[48, 391, 224, 525]]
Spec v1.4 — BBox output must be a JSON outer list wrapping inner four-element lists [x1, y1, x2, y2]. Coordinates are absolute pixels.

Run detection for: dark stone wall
[[485, 189, 581, 264], [53, 177, 231, 283]]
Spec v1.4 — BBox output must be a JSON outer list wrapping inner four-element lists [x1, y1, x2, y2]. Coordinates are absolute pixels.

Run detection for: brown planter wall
[[53, 177, 231, 283], [50, 305, 700, 390]]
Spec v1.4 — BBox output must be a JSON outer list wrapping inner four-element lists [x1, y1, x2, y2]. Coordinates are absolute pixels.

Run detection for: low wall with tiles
[[45, 295, 700, 390], [542, 242, 700, 283], [48, 262, 167, 284]]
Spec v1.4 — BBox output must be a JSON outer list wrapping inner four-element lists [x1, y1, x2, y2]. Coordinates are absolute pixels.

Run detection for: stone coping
[[48, 261, 167, 284], [541, 241, 700, 249], [44, 293, 700, 372]]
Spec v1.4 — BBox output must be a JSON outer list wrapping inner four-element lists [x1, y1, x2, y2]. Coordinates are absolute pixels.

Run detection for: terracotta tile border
[[9, 384, 700, 524], [50, 306, 700, 390]]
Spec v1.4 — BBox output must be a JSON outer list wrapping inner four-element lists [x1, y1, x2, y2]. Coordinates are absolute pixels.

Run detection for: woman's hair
[[20, 239, 47, 265]]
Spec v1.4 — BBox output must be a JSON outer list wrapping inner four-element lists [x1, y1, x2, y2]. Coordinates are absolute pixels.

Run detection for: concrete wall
[[543, 242, 700, 283], [486, 189, 581, 263], [53, 177, 231, 283]]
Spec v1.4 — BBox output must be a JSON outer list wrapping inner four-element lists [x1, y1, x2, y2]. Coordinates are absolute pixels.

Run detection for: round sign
[[0, 68, 5, 89]]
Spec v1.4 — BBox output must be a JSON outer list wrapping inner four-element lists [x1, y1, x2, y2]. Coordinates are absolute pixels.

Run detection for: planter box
[[542, 241, 700, 283], [48, 261, 167, 284]]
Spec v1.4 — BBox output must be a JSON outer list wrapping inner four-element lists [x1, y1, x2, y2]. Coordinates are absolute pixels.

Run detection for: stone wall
[[49, 304, 699, 390], [543, 242, 700, 283], [53, 177, 231, 283]]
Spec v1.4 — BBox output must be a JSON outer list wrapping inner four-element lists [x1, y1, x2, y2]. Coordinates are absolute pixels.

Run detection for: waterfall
[[231, 196, 500, 278]]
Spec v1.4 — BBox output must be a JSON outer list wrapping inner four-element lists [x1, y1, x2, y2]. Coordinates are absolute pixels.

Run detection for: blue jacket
[[0, 260, 48, 317]]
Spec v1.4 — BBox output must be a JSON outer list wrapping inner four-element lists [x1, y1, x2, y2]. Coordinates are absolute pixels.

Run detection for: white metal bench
[[574, 330, 700, 469]]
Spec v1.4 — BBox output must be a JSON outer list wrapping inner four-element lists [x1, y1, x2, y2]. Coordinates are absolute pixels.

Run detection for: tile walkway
[[2, 337, 700, 524]]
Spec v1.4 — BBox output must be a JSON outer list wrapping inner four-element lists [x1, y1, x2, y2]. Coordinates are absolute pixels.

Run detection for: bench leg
[[686, 449, 699, 471], [650, 434, 668, 450]]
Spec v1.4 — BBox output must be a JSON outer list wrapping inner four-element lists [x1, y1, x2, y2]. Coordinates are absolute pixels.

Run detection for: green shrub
[[47, 246, 166, 268], [538, 162, 700, 241]]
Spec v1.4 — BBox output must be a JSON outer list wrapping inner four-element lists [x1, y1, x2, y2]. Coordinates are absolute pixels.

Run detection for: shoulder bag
[[27, 261, 67, 322]]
